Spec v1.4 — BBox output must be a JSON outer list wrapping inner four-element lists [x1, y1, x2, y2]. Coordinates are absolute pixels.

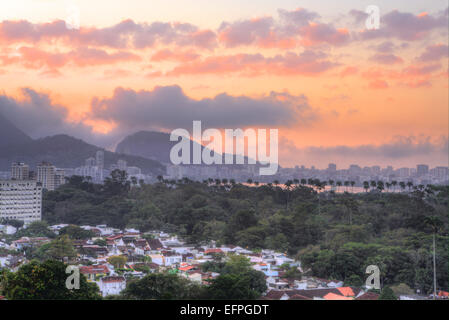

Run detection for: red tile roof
[[337, 286, 355, 297], [356, 292, 380, 300], [101, 276, 125, 283], [79, 265, 110, 274], [324, 292, 354, 300], [204, 249, 223, 254]]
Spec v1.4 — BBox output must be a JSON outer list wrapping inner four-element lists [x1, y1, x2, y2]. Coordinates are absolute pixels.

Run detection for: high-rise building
[[434, 166, 449, 180], [96, 150, 105, 182], [416, 164, 429, 176], [349, 164, 361, 175], [117, 159, 127, 171], [371, 166, 381, 175], [11, 162, 29, 180], [54, 169, 66, 189], [0, 180, 42, 224], [37, 162, 64, 191], [96, 150, 104, 169], [328, 163, 337, 172], [398, 167, 410, 177], [85, 157, 96, 167]]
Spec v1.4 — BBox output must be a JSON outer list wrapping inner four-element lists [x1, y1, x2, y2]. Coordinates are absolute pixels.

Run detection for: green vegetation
[[0, 260, 101, 300], [122, 255, 266, 300], [41, 174, 448, 293]]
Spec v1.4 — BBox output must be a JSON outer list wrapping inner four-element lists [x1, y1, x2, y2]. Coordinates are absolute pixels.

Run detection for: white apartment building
[[0, 180, 42, 224], [37, 162, 65, 191], [11, 162, 29, 180]]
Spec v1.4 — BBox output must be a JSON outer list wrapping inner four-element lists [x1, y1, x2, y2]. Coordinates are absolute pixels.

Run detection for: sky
[[0, 0, 448, 168]]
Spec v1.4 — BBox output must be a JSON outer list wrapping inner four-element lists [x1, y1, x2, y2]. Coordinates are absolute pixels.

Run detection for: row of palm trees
[[156, 175, 426, 194]]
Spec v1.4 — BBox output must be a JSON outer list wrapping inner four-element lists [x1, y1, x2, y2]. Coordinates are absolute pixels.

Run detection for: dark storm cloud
[[90, 85, 319, 131], [0, 88, 119, 147]]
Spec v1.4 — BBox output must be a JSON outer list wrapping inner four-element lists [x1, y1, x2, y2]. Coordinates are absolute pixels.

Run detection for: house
[[98, 276, 126, 296], [263, 287, 362, 300], [147, 239, 164, 252], [204, 248, 223, 255], [355, 291, 380, 300], [149, 254, 164, 265], [12, 237, 50, 250], [0, 224, 17, 235], [79, 265, 110, 281], [163, 254, 183, 266]]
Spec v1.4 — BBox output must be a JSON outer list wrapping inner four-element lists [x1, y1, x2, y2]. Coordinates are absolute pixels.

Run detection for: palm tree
[[370, 180, 377, 192], [399, 181, 406, 192], [329, 179, 335, 191], [285, 180, 293, 209], [363, 181, 370, 193], [336, 181, 342, 192], [386, 182, 391, 192], [407, 181, 413, 192], [157, 175, 163, 183], [377, 181, 384, 194], [300, 178, 307, 186], [273, 180, 279, 186], [350, 181, 355, 193], [344, 181, 350, 192], [391, 180, 398, 193], [424, 216, 442, 299], [247, 179, 253, 185]]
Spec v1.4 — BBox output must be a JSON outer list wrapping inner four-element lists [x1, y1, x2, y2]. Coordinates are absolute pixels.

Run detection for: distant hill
[[0, 113, 33, 148], [0, 134, 165, 174], [116, 131, 176, 164], [116, 130, 263, 170]]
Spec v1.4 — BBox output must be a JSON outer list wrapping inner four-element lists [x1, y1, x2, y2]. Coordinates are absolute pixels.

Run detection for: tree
[[59, 225, 95, 240], [1, 219, 24, 229], [363, 181, 370, 193], [0, 260, 101, 300], [378, 287, 397, 300], [336, 181, 342, 192], [424, 215, 442, 299], [123, 273, 204, 299], [107, 255, 128, 269], [45, 235, 77, 262], [16, 221, 56, 238], [207, 271, 266, 300]]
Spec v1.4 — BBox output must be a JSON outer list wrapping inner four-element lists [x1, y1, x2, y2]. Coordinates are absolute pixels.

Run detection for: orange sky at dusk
[[0, 0, 447, 168]]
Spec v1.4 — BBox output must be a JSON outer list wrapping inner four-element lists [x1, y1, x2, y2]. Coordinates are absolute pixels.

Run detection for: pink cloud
[[150, 49, 200, 62], [369, 53, 403, 65], [300, 23, 350, 46], [358, 9, 448, 41], [0, 46, 140, 70], [417, 44, 448, 62], [339, 66, 358, 77], [368, 79, 389, 89], [166, 50, 338, 77]]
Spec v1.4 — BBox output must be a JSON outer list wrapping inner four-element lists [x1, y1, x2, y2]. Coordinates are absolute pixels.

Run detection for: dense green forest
[[42, 172, 449, 293]]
